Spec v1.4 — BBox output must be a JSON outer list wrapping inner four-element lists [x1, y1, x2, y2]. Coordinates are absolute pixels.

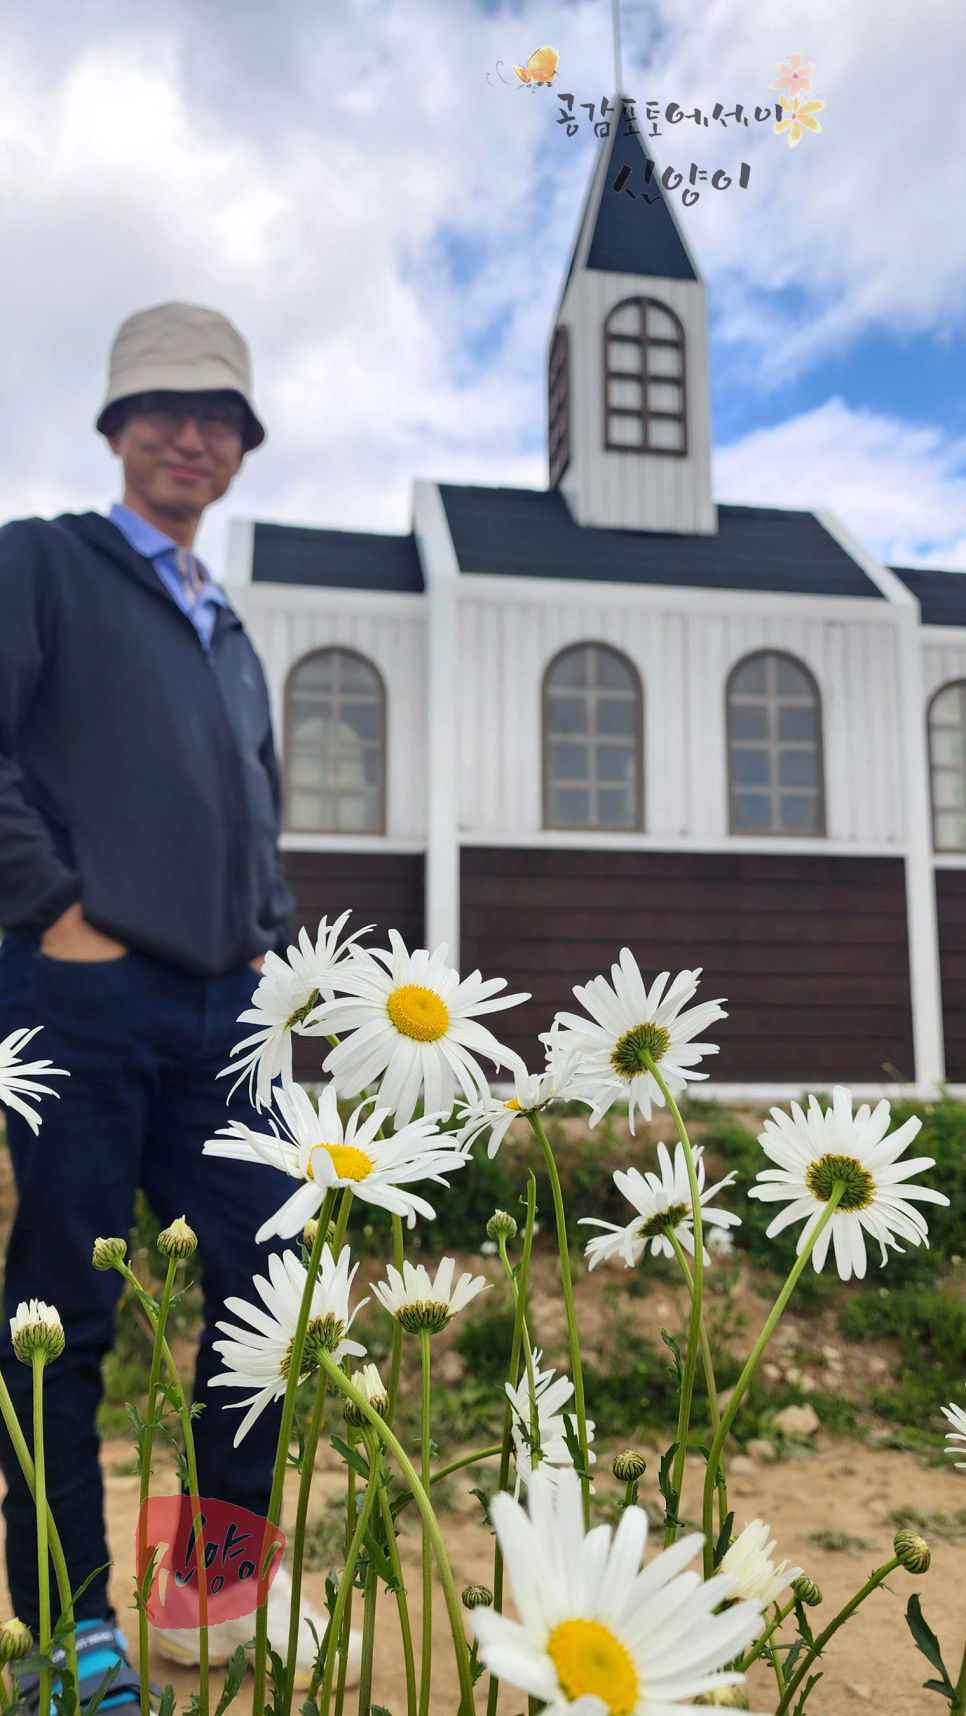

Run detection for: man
[[0, 303, 328, 1708]]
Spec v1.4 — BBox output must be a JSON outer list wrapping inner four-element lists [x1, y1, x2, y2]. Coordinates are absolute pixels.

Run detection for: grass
[[805, 1528, 873, 1555]]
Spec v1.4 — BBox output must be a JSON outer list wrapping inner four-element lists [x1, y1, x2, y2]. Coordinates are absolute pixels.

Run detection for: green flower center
[[397, 1300, 451, 1334], [283, 1311, 345, 1375], [805, 1152, 875, 1212], [637, 1201, 689, 1239], [285, 987, 321, 1031], [610, 1022, 671, 1081]]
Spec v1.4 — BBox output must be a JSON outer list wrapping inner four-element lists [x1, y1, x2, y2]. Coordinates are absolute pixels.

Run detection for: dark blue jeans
[[0, 933, 295, 1629]]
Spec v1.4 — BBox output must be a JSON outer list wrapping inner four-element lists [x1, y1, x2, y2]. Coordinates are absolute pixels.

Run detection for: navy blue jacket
[[0, 510, 293, 976]]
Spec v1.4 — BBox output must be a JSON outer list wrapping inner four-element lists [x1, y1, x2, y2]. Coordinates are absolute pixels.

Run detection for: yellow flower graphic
[[774, 93, 824, 148]]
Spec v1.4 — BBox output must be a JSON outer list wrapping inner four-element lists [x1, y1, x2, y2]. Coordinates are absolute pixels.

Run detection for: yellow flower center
[[503, 1098, 522, 1111], [307, 1143, 374, 1183], [386, 983, 450, 1042], [547, 1618, 638, 1715]]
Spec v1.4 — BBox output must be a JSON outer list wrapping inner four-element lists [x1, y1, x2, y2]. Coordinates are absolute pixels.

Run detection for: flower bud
[[11, 1300, 64, 1366], [0, 1618, 33, 1662], [461, 1585, 493, 1610], [792, 1574, 822, 1607], [612, 1449, 647, 1482], [486, 1210, 517, 1243], [92, 1236, 127, 1272], [303, 1217, 336, 1251], [344, 1364, 390, 1426], [894, 1529, 930, 1574], [157, 1216, 198, 1259]]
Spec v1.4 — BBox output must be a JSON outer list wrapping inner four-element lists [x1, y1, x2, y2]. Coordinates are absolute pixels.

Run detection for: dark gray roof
[[890, 565, 966, 627], [585, 113, 697, 281], [252, 521, 424, 592], [438, 485, 885, 599]]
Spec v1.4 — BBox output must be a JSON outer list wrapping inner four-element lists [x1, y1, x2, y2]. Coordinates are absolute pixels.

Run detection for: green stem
[[357, 1433, 380, 1716], [528, 1114, 590, 1526], [775, 1558, 900, 1715], [281, 1367, 328, 1716], [737, 1595, 797, 1670], [319, 1453, 380, 1715], [701, 1187, 845, 1579], [950, 1625, 966, 1716], [138, 1256, 178, 1716], [33, 1357, 51, 1716], [431, 1445, 503, 1486], [375, 1478, 417, 1716], [332, 1188, 355, 1256], [388, 1214, 405, 1424], [667, 1231, 726, 1535], [319, 1356, 475, 1716], [250, 1189, 336, 1714], [486, 1175, 536, 1716], [335, 1440, 357, 1716], [418, 1327, 433, 1716], [0, 1374, 77, 1703], [641, 1056, 705, 1548]]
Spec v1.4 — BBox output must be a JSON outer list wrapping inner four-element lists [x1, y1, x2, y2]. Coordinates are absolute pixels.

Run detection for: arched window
[[727, 651, 825, 835], [543, 643, 643, 830], [284, 647, 385, 834], [604, 296, 687, 456], [928, 681, 966, 851], [548, 324, 570, 487]]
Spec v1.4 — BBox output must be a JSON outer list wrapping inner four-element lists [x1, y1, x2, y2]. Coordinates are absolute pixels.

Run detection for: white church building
[[223, 111, 966, 1098]]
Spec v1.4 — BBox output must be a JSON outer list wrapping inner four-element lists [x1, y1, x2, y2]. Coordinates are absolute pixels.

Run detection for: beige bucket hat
[[96, 301, 266, 450]]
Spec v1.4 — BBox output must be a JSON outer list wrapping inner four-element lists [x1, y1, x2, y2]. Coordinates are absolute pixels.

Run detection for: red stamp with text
[[136, 1496, 286, 1629]]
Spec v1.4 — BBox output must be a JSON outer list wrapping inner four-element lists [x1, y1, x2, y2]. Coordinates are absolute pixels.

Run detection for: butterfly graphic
[[513, 46, 559, 87]]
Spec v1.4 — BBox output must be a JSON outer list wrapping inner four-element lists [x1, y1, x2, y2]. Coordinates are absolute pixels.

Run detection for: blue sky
[[0, 0, 963, 572]]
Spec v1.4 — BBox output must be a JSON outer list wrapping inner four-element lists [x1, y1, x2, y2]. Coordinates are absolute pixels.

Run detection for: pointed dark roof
[[584, 115, 698, 280], [890, 565, 966, 627], [437, 485, 884, 600], [251, 521, 423, 592]]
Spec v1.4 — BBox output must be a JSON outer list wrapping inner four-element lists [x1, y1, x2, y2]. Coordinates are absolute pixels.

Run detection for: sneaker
[[152, 1567, 361, 1692], [17, 1618, 160, 1714]]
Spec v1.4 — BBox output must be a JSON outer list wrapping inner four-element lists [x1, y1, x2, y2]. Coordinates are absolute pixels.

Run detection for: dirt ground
[[1, 1435, 963, 1716]]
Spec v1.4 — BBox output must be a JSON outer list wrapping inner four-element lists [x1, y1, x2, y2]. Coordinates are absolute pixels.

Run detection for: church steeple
[[549, 99, 716, 535]]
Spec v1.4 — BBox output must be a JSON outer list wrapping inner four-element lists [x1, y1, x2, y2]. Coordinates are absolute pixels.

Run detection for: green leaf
[[661, 1327, 683, 1388], [80, 1662, 122, 1716], [792, 1671, 823, 1714], [157, 1685, 177, 1716], [712, 1510, 734, 1570], [212, 1645, 249, 1716], [371, 1706, 394, 1715], [657, 1442, 679, 1525], [905, 1595, 956, 1699], [330, 1433, 371, 1481], [324, 1571, 340, 1620], [793, 1600, 816, 1648], [363, 1527, 401, 1592], [470, 1486, 492, 1520], [561, 1415, 593, 1483], [287, 1412, 307, 1472]]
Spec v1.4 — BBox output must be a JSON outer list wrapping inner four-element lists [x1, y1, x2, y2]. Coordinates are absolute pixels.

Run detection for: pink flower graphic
[[774, 93, 824, 148], [771, 53, 814, 95]]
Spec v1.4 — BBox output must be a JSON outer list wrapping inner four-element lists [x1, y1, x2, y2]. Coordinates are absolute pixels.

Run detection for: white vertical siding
[[230, 584, 428, 841], [557, 269, 715, 535], [457, 579, 906, 846]]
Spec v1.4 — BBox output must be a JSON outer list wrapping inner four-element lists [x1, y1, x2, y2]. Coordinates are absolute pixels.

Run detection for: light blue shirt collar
[[108, 501, 211, 576]]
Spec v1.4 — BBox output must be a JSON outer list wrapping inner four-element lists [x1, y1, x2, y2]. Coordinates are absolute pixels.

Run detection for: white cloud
[[0, 0, 962, 578], [714, 398, 966, 569]]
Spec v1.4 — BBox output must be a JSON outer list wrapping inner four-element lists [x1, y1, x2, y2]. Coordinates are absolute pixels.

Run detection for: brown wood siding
[[282, 851, 424, 1080], [936, 870, 966, 1080], [460, 849, 914, 1084]]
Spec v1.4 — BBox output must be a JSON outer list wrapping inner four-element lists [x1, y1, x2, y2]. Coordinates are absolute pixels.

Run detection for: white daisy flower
[[309, 930, 529, 1126], [11, 1298, 65, 1364], [707, 1226, 736, 1260], [205, 1081, 468, 1242], [506, 1351, 597, 1497], [345, 1363, 390, 1425], [717, 1520, 802, 1606], [219, 912, 370, 1108], [0, 1027, 68, 1135], [545, 953, 727, 1133], [455, 1034, 586, 1159], [370, 1256, 489, 1333], [472, 1466, 763, 1714], [942, 1396, 966, 1470], [579, 1142, 740, 1271], [210, 1246, 367, 1445], [747, 1086, 949, 1282]]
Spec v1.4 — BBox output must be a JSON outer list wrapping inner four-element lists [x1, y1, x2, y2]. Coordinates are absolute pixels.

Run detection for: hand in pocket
[[40, 902, 128, 962]]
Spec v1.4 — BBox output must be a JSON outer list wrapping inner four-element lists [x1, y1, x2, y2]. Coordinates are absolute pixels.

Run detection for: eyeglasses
[[121, 391, 248, 441]]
